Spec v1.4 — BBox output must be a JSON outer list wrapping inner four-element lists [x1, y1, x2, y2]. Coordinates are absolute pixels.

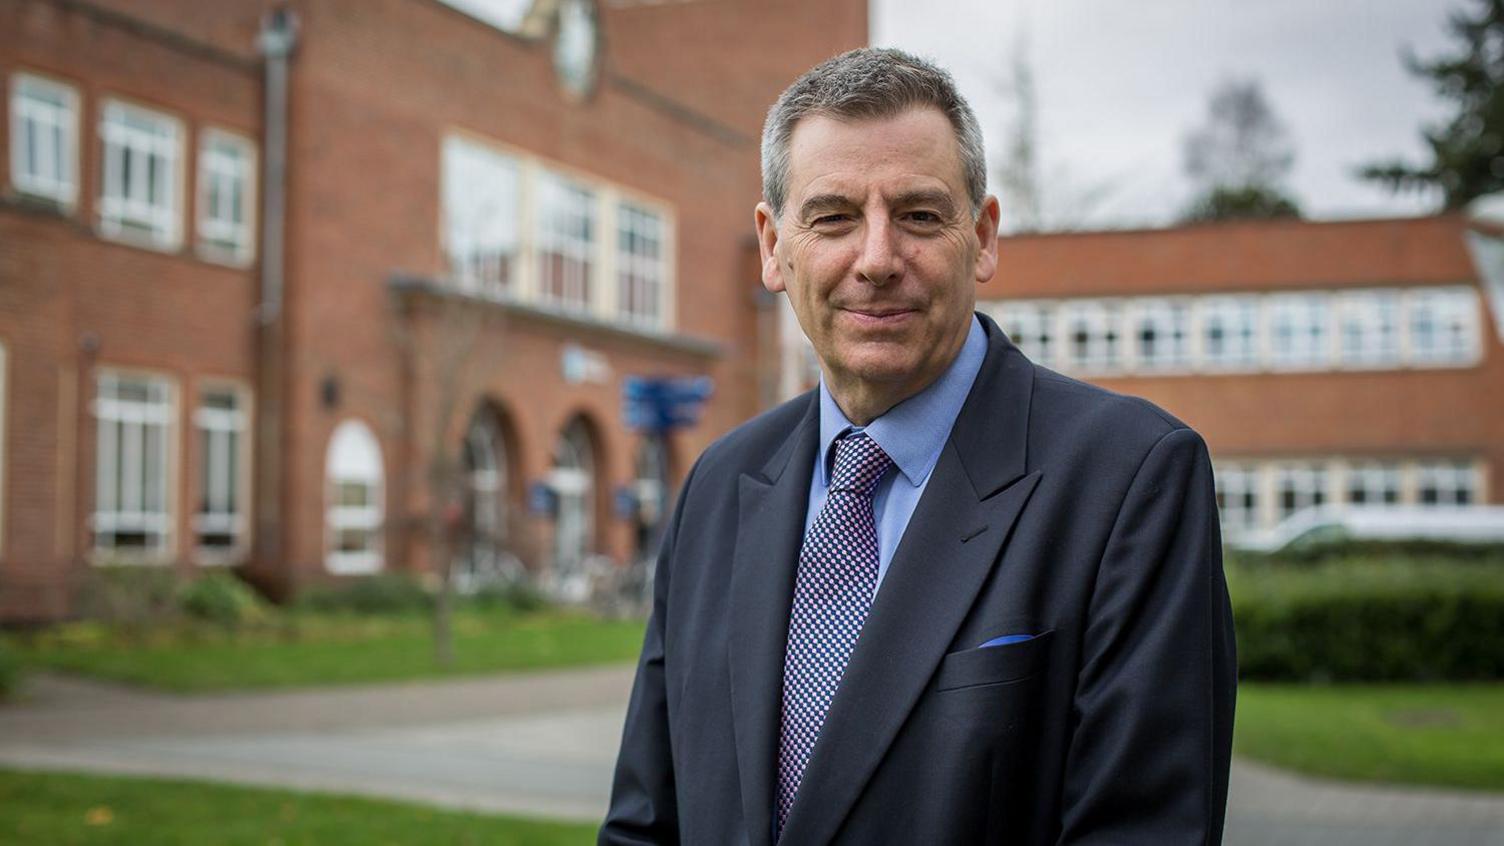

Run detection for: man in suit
[[601, 47, 1236, 845]]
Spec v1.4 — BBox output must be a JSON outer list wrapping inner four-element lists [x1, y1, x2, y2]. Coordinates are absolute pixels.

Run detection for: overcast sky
[[872, 0, 1461, 230]]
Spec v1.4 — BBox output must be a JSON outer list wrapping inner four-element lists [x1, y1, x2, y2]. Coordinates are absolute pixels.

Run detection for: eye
[[811, 213, 855, 230], [905, 210, 942, 224]]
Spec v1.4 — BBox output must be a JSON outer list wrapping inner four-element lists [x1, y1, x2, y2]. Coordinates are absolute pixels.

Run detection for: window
[[1129, 299, 1191, 371], [442, 136, 522, 299], [1214, 463, 1260, 536], [1337, 290, 1402, 368], [1266, 293, 1329, 369], [9, 72, 78, 206], [1062, 300, 1121, 372], [1345, 461, 1401, 506], [93, 372, 174, 557], [197, 130, 256, 264], [1197, 296, 1259, 370], [617, 201, 665, 327], [194, 387, 249, 560], [998, 301, 1057, 366], [1407, 287, 1479, 365], [1416, 460, 1477, 506], [99, 100, 182, 248], [537, 170, 596, 311], [1274, 463, 1327, 522], [325, 420, 384, 573], [459, 406, 511, 587], [551, 418, 596, 579]]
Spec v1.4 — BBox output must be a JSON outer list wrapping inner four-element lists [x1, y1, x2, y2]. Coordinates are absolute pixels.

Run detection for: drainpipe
[[253, 7, 297, 597]]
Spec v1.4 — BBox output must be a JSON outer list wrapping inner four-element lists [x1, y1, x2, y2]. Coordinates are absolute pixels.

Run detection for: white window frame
[[1415, 459, 1479, 506], [1128, 298, 1192, 372], [997, 300, 1058, 367], [1214, 462, 1260, 538], [1336, 289, 1402, 369], [9, 71, 79, 208], [1344, 460, 1402, 506], [1265, 293, 1331, 371], [442, 134, 524, 300], [98, 98, 184, 250], [193, 383, 252, 564], [1273, 462, 1328, 522], [325, 419, 385, 574], [1062, 299, 1122, 374], [91, 370, 177, 563], [536, 169, 597, 313], [1195, 295, 1260, 371], [196, 128, 257, 266], [1405, 286, 1481, 367], [616, 199, 668, 329]]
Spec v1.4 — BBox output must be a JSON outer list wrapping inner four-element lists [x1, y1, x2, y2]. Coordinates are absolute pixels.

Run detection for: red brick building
[[0, 0, 867, 621], [974, 215, 1503, 543]]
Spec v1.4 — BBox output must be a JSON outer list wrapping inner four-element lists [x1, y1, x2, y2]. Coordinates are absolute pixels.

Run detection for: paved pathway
[[2, 669, 1502, 844]]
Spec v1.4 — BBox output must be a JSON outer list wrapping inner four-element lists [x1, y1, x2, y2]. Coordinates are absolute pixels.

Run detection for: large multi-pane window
[[93, 372, 174, 557], [1063, 300, 1121, 372], [194, 387, 248, 560], [1197, 296, 1260, 369], [325, 419, 384, 574], [197, 130, 256, 264], [1129, 298, 1191, 371], [617, 201, 665, 327], [442, 136, 522, 299], [1416, 460, 1477, 505], [1213, 463, 1260, 536], [1407, 287, 1479, 365], [9, 72, 79, 206], [1345, 461, 1401, 506], [537, 171, 596, 311], [1337, 290, 1402, 367], [1274, 463, 1328, 521], [1266, 293, 1329, 369], [997, 301, 1057, 366], [99, 100, 182, 248]]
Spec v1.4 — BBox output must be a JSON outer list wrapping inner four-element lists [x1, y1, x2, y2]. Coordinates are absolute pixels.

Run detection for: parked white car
[[1231, 505, 1504, 553]]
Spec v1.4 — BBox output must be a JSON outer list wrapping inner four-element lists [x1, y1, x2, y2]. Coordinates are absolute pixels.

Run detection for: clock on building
[[554, 0, 601, 100]]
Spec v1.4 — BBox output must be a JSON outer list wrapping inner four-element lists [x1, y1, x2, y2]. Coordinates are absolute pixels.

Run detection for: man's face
[[757, 106, 1000, 410]]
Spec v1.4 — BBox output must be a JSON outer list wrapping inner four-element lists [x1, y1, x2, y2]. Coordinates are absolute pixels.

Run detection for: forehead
[[784, 106, 966, 205]]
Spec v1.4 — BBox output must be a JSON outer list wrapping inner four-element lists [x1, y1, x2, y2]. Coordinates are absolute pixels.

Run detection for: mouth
[[841, 306, 917, 328]]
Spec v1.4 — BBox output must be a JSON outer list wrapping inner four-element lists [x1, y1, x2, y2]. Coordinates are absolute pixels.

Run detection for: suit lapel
[[729, 395, 820, 846], [780, 317, 1041, 845]]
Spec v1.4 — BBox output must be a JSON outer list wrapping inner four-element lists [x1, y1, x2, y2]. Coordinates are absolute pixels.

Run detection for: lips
[[841, 306, 917, 327]]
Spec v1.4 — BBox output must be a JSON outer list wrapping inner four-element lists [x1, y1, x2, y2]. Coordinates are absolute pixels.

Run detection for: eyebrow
[[797, 194, 857, 220], [893, 190, 959, 218]]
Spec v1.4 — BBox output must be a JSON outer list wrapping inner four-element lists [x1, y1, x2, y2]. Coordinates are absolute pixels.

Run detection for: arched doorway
[[457, 404, 516, 589], [325, 418, 384, 574], [550, 417, 596, 589]]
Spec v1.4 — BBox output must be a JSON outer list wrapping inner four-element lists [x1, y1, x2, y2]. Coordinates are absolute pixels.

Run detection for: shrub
[[469, 579, 549, 614], [76, 568, 181, 628], [295, 573, 433, 615], [1228, 558, 1504, 682], [176, 572, 270, 628]]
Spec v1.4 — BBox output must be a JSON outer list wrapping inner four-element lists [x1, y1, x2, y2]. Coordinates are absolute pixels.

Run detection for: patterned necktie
[[775, 431, 893, 836]]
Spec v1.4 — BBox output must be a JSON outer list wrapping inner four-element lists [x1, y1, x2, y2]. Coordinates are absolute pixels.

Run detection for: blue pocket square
[[978, 633, 1035, 648]]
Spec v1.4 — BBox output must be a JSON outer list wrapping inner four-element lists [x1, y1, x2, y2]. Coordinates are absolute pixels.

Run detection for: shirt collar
[[817, 314, 988, 489]]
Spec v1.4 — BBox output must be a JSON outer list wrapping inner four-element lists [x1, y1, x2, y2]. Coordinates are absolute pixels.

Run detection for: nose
[[854, 217, 903, 287]]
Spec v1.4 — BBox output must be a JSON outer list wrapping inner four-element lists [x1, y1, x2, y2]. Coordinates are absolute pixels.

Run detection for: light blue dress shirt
[[804, 314, 989, 594]]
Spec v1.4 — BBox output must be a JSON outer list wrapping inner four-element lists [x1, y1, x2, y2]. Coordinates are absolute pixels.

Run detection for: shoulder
[[1022, 361, 1204, 472], [680, 390, 814, 493]]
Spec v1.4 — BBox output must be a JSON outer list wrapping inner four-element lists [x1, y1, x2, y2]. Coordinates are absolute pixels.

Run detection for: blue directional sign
[[623, 376, 714, 433]]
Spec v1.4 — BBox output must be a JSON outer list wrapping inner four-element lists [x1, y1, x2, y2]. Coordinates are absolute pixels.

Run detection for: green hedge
[[1228, 557, 1504, 682]]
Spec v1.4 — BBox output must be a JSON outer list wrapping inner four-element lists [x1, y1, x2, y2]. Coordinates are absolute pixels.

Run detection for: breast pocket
[[933, 629, 1055, 691]]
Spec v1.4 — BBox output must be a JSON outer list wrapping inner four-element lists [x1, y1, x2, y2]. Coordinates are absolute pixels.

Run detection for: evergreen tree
[[1362, 0, 1504, 210]]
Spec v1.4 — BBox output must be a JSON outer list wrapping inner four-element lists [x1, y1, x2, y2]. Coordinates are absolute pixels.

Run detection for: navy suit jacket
[[601, 314, 1237, 845]]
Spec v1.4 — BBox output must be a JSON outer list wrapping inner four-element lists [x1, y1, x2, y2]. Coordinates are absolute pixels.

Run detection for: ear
[[972, 195, 1001, 286], [755, 202, 787, 294]]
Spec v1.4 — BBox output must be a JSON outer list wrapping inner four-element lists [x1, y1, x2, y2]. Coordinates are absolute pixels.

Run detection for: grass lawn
[[1235, 682, 1504, 791], [9, 610, 646, 692], [0, 769, 594, 845]]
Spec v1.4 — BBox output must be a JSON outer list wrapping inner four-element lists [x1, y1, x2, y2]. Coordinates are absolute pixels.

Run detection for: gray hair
[[760, 47, 987, 220]]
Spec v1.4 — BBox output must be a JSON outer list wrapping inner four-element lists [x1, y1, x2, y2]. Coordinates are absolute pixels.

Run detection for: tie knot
[[829, 432, 893, 497]]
